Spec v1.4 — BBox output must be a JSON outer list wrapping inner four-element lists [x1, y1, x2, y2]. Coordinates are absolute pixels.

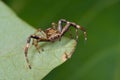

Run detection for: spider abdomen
[[48, 34, 61, 41], [44, 28, 61, 41]]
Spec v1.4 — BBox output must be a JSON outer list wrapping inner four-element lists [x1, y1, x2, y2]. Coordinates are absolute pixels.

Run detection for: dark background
[[3, 0, 120, 80]]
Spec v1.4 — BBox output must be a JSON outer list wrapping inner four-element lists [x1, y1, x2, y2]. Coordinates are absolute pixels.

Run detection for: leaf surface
[[0, 1, 76, 80]]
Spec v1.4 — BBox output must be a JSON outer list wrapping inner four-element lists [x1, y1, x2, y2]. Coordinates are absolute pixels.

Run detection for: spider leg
[[68, 28, 73, 39], [71, 23, 87, 41], [24, 35, 50, 69], [51, 22, 57, 29], [24, 36, 32, 69], [75, 29, 78, 41], [34, 28, 42, 34], [24, 35, 40, 69], [58, 19, 87, 41], [57, 19, 68, 40], [58, 19, 66, 32], [32, 39, 41, 53], [34, 28, 47, 37]]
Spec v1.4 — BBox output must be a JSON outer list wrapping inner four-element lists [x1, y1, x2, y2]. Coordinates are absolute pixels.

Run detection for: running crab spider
[[24, 19, 87, 69]]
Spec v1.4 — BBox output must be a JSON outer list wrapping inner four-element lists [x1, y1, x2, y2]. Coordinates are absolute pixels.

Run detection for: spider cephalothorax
[[24, 19, 87, 69]]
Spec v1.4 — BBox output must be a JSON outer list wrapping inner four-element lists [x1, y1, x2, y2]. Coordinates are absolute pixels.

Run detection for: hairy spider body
[[24, 19, 87, 69], [45, 28, 61, 41]]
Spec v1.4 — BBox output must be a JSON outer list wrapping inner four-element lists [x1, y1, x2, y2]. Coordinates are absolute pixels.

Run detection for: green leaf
[[0, 1, 76, 80]]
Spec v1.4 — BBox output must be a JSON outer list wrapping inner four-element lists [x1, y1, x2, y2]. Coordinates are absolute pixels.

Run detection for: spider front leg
[[58, 19, 87, 41], [24, 34, 50, 69], [24, 35, 40, 69]]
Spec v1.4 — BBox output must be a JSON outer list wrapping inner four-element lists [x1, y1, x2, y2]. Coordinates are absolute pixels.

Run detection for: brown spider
[[24, 19, 87, 69]]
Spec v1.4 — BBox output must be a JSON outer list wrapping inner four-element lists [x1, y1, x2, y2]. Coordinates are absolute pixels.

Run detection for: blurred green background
[[3, 0, 120, 80]]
